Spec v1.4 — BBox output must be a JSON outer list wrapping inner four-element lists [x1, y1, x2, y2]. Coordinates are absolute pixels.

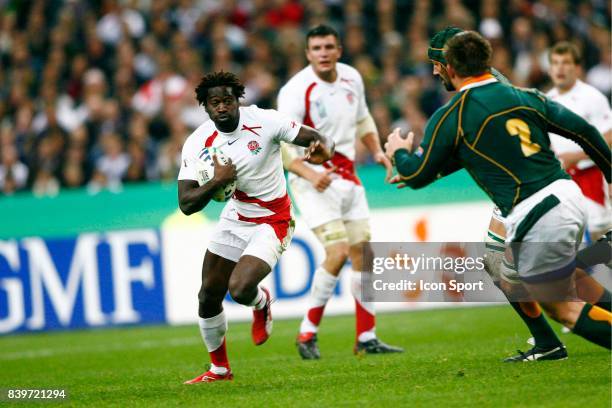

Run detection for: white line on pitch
[[0, 336, 201, 361], [0, 331, 254, 361]]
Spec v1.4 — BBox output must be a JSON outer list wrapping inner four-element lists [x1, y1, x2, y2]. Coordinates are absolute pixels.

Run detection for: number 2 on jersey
[[505, 118, 541, 157]]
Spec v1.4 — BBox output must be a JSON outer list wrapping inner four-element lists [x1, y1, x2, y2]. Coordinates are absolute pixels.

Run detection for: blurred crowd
[[0, 0, 610, 196]]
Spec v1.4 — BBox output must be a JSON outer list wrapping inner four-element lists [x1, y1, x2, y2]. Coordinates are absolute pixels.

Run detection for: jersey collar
[[555, 79, 581, 96], [309, 65, 340, 85], [459, 73, 497, 92]]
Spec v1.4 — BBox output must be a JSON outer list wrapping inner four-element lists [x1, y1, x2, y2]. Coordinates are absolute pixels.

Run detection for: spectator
[[0, 144, 28, 194], [32, 168, 60, 197], [61, 141, 91, 189], [91, 132, 130, 191], [124, 141, 148, 183], [0, 0, 609, 196]]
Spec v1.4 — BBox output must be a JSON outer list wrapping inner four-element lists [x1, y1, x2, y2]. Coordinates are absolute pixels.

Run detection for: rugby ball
[[194, 146, 236, 202]]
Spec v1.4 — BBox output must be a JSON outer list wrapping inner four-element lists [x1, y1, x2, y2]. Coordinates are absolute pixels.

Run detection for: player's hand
[[212, 155, 237, 186], [304, 140, 332, 165], [389, 174, 408, 189], [373, 151, 393, 182], [309, 167, 335, 192], [384, 128, 414, 159]]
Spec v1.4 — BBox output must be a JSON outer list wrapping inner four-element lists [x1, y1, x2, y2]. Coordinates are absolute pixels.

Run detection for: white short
[[584, 196, 611, 234], [504, 179, 587, 282], [208, 205, 294, 269], [289, 176, 370, 229]]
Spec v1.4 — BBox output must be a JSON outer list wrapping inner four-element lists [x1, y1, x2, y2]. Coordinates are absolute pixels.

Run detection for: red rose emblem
[[247, 140, 262, 155]]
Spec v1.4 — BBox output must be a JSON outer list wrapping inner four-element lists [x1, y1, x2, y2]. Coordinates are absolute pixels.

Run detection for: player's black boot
[[354, 338, 404, 355], [297, 333, 321, 360], [503, 344, 568, 362]]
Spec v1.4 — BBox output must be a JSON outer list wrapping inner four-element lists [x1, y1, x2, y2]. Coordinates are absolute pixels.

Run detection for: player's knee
[[325, 243, 350, 270], [345, 219, 371, 247], [350, 241, 372, 259], [228, 281, 255, 305], [349, 242, 373, 271]]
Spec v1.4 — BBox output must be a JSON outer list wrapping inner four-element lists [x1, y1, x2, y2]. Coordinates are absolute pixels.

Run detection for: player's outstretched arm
[[438, 159, 463, 177], [281, 143, 334, 192], [355, 113, 393, 181], [545, 99, 612, 183], [385, 108, 455, 190], [178, 156, 237, 215], [292, 125, 334, 165], [362, 134, 393, 182]]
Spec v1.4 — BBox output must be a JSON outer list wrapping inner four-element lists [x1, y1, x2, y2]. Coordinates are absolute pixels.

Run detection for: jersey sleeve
[[544, 98, 612, 183], [355, 72, 370, 122], [438, 158, 463, 177], [177, 137, 198, 181], [277, 84, 305, 122], [265, 108, 301, 144], [589, 91, 612, 135], [394, 105, 458, 188]]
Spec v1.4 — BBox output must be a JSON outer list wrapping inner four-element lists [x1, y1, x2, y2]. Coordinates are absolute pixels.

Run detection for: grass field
[[0, 305, 610, 407]]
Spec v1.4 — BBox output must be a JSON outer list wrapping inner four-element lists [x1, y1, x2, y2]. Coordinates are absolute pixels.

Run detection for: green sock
[[509, 302, 562, 349], [573, 303, 611, 349], [594, 288, 612, 312]]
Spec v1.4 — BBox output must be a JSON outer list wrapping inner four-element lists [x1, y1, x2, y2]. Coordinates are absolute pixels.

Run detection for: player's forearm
[[287, 158, 320, 181], [178, 179, 224, 215], [361, 132, 384, 157], [393, 148, 436, 189]]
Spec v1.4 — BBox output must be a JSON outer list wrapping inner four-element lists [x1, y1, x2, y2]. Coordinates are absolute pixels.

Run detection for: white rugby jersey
[[178, 105, 300, 217], [278, 62, 369, 173], [547, 79, 612, 169]]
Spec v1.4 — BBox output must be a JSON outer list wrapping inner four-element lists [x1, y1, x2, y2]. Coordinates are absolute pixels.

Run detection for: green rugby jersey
[[394, 78, 612, 217]]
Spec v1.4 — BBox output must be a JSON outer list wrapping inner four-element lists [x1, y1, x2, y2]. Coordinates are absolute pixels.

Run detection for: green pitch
[[0, 306, 610, 407]]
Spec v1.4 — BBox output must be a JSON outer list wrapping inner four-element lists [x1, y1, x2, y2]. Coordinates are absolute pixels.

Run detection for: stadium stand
[[0, 0, 610, 195]]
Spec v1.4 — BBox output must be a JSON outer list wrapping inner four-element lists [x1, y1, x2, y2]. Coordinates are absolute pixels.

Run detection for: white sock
[[351, 270, 377, 342], [351, 270, 376, 314], [198, 311, 227, 352], [209, 363, 228, 375], [299, 267, 339, 334], [248, 286, 267, 310]]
